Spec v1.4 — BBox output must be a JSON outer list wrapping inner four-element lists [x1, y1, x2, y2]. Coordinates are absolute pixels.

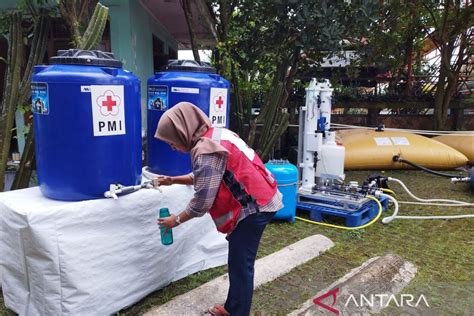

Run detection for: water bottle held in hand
[[159, 207, 173, 245]]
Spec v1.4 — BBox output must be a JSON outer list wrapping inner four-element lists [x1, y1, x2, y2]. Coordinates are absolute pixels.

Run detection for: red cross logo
[[215, 95, 224, 111], [102, 95, 117, 112], [97, 90, 121, 116]]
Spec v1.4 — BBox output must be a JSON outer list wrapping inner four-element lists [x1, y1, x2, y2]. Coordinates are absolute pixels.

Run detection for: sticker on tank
[[209, 87, 228, 127], [31, 82, 49, 115], [171, 87, 199, 94], [148, 85, 168, 111], [90, 85, 126, 136]]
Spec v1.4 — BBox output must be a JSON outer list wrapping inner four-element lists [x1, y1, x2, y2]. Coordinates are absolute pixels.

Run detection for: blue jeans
[[224, 212, 275, 315]]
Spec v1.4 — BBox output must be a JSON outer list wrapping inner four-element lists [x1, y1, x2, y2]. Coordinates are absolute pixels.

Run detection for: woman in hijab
[[155, 102, 282, 316]]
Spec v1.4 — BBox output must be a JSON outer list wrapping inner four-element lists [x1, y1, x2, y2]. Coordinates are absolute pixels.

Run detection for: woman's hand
[[153, 175, 173, 187], [158, 214, 178, 229]]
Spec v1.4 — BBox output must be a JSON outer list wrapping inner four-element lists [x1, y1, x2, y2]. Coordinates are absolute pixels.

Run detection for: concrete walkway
[[288, 254, 417, 315], [144, 234, 334, 315]]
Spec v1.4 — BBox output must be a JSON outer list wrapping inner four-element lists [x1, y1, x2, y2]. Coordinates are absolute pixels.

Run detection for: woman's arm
[[158, 154, 227, 230], [153, 174, 193, 186]]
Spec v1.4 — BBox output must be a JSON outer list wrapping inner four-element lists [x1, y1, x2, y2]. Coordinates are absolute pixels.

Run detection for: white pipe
[[381, 193, 399, 224], [142, 166, 160, 180], [388, 214, 474, 220], [388, 177, 474, 205], [398, 201, 474, 207], [381, 179, 474, 223], [104, 181, 157, 199]]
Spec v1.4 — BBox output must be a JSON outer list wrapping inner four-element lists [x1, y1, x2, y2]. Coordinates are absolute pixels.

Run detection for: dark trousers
[[224, 212, 275, 315]]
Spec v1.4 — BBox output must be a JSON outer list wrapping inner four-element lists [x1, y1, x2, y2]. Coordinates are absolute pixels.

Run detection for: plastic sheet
[[0, 185, 228, 315]]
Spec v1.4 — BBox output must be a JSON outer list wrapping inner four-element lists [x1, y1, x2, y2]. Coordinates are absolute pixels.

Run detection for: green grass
[[1, 170, 473, 315]]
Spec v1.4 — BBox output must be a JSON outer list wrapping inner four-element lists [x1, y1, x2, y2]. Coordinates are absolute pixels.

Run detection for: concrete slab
[[289, 254, 417, 315], [144, 234, 334, 316]]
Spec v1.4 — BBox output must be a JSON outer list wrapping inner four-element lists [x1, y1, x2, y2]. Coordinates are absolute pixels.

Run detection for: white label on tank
[[391, 137, 410, 146], [90, 85, 126, 136], [81, 86, 91, 93], [171, 87, 200, 94], [374, 137, 392, 146], [209, 87, 228, 127]]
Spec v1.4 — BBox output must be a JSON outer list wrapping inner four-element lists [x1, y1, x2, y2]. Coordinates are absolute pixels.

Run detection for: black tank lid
[[161, 59, 216, 73], [49, 49, 123, 68]]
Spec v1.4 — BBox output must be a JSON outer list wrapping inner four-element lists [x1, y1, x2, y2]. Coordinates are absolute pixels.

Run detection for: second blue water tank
[[147, 60, 230, 176]]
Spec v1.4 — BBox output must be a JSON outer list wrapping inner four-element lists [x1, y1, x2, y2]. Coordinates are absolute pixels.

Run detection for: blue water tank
[[147, 60, 230, 176], [32, 49, 142, 201], [265, 160, 298, 222]]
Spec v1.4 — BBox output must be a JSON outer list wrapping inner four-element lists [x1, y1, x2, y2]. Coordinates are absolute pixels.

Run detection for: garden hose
[[389, 177, 474, 205], [295, 195, 383, 230], [381, 177, 474, 221], [392, 155, 465, 179], [380, 193, 399, 224], [381, 188, 397, 197]]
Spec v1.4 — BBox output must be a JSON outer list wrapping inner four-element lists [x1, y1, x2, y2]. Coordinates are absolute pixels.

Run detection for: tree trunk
[[11, 128, 35, 189], [403, 34, 415, 97], [11, 15, 50, 190], [433, 77, 447, 130], [0, 13, 24, 191], [182, 0, 200, 62], [230, 63, 244, 134], [248, 51, 298, 160]]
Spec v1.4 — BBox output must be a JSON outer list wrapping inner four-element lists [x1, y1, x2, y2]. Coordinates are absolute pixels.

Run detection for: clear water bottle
[[159, 207, 173, 245]]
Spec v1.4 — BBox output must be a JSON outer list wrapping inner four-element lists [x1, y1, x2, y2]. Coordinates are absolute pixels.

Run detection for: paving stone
[[144, 234, 334, 316], [288, 254, 417, 315]]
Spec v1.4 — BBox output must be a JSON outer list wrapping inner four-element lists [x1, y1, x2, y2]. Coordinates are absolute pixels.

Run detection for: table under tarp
[[0, 185, 228, 315]]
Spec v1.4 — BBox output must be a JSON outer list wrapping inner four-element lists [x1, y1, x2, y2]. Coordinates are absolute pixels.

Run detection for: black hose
[[392, 155, 465, 178]]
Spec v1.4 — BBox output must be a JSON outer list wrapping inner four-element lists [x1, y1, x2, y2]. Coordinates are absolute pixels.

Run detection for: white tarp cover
[[0, 185, 228, 315]]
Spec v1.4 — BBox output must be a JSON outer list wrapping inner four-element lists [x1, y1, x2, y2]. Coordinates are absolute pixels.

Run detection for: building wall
[[103, 0, 179, 129], [0, 0, 179, 157]]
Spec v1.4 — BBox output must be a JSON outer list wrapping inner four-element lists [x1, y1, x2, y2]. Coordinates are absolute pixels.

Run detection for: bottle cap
[[159, 207, 170, 217]]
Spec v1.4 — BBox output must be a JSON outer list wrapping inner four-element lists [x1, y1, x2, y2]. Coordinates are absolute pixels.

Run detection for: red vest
[[202, 128, 277, 233]]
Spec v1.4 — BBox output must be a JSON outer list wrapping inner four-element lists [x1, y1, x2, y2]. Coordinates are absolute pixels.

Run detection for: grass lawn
[[1, 170, 473, 315]]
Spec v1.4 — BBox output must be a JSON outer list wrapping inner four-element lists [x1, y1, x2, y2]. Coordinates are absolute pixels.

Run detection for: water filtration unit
[[147, 60, 230, 176], [32, 50, 142, 201], [296, 79, 388, 228], [294, 79, 474, 227]]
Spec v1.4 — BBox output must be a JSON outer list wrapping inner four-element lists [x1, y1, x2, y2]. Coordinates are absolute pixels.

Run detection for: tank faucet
[[104, 181, 159, 199]]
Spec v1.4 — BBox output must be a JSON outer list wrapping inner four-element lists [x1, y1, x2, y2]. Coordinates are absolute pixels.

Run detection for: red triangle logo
[[313, 287, 340, 315]]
